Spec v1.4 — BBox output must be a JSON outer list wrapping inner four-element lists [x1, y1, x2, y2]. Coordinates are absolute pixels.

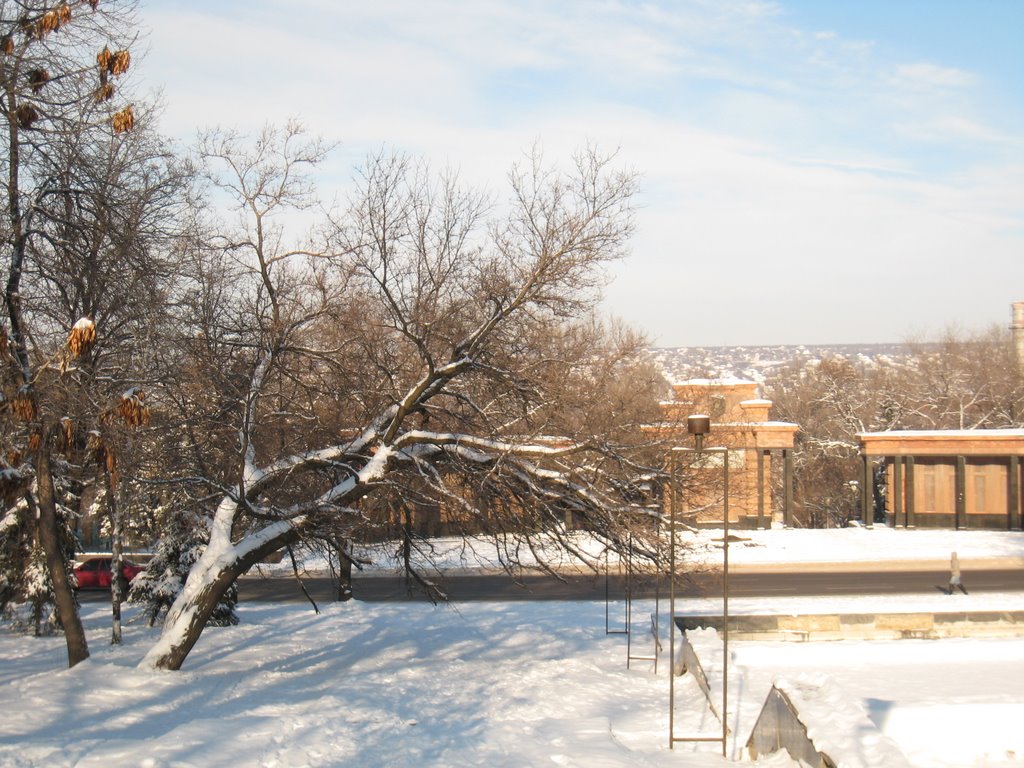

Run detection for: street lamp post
[[669, 415, 729, 759]]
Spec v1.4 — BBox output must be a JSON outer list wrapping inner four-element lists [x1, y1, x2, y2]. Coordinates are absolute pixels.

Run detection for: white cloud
[[894, 116, 1017, 146], [135, 0, 1024, 346], [893, 62, 975, 90]]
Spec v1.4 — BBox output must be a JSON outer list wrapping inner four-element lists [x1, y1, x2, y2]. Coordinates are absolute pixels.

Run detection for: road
[[229, 567, 1024, 604], [76, 566, 1022, 605]]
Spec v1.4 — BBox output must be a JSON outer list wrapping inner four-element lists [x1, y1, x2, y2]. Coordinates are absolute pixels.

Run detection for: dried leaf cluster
[[96, 46, 130, 76], [11, 389, 38, 422], [66, 317, 96, 358], [28, 68, 50, 94], [112, 105, 133, 133], [34, 5, 73, 39], [116, 388, 150, 428], [16, 103, 39, 129], [61, 416, 74, 449]]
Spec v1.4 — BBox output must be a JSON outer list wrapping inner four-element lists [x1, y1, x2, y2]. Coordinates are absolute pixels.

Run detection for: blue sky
[[136, 0, 1024, 346]]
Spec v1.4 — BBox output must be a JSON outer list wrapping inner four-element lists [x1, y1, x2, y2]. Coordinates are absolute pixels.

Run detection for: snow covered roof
[[859, 429, 1024, 438], [859, 429, 1024, 457]]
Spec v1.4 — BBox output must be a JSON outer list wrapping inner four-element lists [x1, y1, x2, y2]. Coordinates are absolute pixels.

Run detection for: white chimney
[[1012, 301, 1024, 374]]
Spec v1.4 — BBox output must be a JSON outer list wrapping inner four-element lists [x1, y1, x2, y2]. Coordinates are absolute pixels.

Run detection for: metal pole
[[669, 430, 727, 755], [605, 547, 627, 635], [667, 448, 675, 749], [722, 449, 730, 758]]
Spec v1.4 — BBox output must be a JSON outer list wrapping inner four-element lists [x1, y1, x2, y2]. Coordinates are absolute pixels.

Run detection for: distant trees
[[766, 327, 1024, 527]]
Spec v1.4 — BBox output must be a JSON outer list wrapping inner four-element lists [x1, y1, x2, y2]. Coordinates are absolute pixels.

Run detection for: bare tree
[[140, 131, 660, 671], [901, 327, 1024, 430], [25, 107, 185, 644], [0, 0, 144, 666], [767, 328, 1024, 527]]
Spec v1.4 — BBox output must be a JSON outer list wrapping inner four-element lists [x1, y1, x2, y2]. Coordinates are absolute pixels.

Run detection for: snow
[[5, 595, 1024, 766], [856, 428, 1024, 438], [732, 637, 1024, 766], [264, 526, 1024, 577], [4, 528, 1024, 766], [771, 674, 910, 768], [681, 526, 1024, 569], [2, 601, 741, 767]]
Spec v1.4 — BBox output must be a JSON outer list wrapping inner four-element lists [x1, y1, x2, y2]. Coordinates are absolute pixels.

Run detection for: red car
[[73, 557, 145, 589]]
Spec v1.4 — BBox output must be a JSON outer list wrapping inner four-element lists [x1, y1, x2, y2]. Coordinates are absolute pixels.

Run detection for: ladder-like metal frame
[[669, 445, 730, 759], [606, 532, 662, 673]]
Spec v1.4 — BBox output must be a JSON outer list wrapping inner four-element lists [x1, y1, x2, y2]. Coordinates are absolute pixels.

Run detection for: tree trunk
[[336, 539, 353, 602], [402, 507, 413, 589], [105, 467, 124, 645], [140, 520, 298, 671], [35, 448, 90, 667]]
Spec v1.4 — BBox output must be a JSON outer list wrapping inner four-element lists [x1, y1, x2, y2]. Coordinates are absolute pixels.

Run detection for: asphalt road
[[231, 567, 1024, 604], [76, 567, 1023, 604]]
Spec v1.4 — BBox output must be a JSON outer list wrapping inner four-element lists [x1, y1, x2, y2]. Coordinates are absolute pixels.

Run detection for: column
[[893, 457, 903, 527], [906, 457, 916, 527], [955, 455, 966, 530], [783, 448, 793, 528], [756, 449, 765, 529], [1009, 456, 1020, 530], [862, 454, 873, 527]]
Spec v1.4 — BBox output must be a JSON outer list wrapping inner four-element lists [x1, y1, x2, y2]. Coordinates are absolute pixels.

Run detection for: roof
[[858, 429, 1024, 457]]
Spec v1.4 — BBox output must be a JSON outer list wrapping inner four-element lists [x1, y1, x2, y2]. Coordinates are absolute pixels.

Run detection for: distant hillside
[[649, 343, 919, 384]]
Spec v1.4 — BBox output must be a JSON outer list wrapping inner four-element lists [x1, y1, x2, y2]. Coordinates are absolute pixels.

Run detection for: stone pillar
[[1012, 302, 1024, 375], [906, 457, 916, 527], [862, 454, 873, 527], [1010, 456, 1020, 531], [893, 457, 903, 527], [783, 449, 794, 528], [757, 449, 765, 529]]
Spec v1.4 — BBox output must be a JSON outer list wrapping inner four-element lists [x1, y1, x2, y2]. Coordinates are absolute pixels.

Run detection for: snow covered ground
[[265, 526, 1024, 577], [4, 528, 1023, 767], [3, 595, 1024, 767], [1, 600, 757, 767]]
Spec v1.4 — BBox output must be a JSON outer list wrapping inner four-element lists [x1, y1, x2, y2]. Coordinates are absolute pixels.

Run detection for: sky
[[133, 0, 1024, 346]]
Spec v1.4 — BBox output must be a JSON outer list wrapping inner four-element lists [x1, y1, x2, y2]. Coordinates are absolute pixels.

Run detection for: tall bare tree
[[0, 0, 140, 665]]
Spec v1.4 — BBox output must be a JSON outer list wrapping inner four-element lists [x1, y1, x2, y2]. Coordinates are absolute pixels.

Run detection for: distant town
[[650, 343, 923, 383]]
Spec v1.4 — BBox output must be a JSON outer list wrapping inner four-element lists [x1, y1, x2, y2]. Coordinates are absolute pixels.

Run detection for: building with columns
[[857, 429, 1024, 530], [653, 379, 798, 529], [855, 301, 1024, 530]]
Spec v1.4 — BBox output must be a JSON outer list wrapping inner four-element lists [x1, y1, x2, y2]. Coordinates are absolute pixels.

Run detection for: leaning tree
[[141, 128, 665, 671]]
